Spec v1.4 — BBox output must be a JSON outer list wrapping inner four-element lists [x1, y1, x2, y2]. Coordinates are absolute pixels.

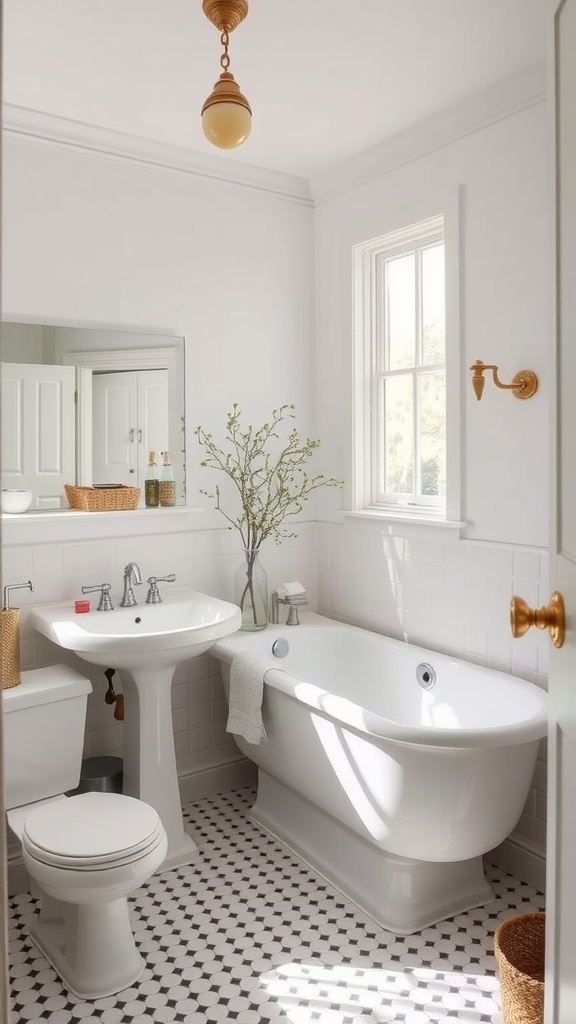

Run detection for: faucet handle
[[272, 588, 307, 625], [285, 593, 307, 626], [81, 583, 113, 611], [145, 574, 176, 604]]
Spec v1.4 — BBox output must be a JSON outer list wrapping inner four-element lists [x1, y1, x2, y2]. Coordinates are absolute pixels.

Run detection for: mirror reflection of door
[[1, 324, 186, 509], [0, 362, 76, 508], [92, 370, 169, 500]]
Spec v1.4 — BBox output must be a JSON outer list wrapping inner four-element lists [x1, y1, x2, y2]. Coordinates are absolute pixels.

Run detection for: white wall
[[313, 100, 549, 547], [312, 97, 549, 876], [3, 138, 316, 456], [1, 322, 52, 362], [1, 134, 317, 792]]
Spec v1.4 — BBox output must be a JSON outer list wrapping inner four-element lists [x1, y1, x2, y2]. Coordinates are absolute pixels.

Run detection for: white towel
[[277, 580, 305, 599], [226, 651, 269, 745]]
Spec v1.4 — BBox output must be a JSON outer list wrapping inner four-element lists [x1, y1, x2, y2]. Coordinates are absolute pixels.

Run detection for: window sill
[[342, 509, 466, 537]]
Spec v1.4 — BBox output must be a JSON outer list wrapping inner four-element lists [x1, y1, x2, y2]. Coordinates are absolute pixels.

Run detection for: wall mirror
[[1, 322, 186, 511]]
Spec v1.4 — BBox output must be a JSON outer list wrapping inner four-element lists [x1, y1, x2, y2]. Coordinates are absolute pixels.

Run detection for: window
[[353, 212, 460, 524]]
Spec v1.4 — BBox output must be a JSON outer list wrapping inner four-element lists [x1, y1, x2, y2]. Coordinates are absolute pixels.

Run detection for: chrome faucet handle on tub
[[146, 574, 176, 604], [271, 589, 308, 626], [120, 561, 143, 607], [284, 594, 308, 626], [81, 583, 113, 611]]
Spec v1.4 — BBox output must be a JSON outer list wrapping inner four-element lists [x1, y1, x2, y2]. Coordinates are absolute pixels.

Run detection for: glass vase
[[235, 548, 268, 632]]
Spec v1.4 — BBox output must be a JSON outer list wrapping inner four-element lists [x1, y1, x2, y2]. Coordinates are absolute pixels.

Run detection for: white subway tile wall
[[7, 519, 547, 863], [9, 524, 319, 781], [317, 521, 549, 862]]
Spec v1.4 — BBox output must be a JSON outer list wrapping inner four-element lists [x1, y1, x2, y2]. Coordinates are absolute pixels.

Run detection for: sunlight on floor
[[260, 958, 500, 1023]]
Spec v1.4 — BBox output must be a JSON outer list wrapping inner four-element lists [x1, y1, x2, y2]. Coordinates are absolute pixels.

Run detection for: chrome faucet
[[120, 562, 143, 607], [270, 589, 308, 626]]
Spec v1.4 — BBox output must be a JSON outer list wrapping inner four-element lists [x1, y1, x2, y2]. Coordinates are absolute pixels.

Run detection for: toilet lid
[[22, 792, 164, 869]]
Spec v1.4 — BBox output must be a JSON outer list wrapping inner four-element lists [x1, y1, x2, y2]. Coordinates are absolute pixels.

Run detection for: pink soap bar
[[74, 599, 90, 614]]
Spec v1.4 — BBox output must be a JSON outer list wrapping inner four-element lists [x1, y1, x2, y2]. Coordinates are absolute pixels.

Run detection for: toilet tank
[[2, 665, 92, 810]]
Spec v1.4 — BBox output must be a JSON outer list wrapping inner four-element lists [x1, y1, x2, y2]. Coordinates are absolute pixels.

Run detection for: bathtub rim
[[212, 612, 548, 750]]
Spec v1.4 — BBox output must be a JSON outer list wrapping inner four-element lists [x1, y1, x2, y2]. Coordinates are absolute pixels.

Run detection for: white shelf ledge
[[2, 506, 202, 545]]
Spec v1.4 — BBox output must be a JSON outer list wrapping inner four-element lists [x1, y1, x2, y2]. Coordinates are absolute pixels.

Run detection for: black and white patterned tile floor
[[9, 787, 545, 1024]]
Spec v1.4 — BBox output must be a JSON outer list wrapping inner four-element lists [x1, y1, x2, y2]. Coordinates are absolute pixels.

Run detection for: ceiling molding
[[308, 64, 547, 205], [2, 63, 546, 209], [2, 104, 313, 206]]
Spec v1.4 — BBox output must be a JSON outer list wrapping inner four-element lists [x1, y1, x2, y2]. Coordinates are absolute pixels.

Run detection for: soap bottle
[[145, 451, 160, 508], [159, 450, 176, 507]]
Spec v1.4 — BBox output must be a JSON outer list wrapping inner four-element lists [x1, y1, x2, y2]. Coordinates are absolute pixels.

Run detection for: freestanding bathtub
[[212, 613, 547, 934]]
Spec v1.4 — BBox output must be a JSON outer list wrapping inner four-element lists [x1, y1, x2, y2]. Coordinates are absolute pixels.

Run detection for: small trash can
[[72, 755, 124, 796], [494, 911, 545, 1024]]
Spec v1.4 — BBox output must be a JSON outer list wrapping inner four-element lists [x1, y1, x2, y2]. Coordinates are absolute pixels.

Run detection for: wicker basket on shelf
[[64, 484, 141, 512], [494, 911, 545, 1024]]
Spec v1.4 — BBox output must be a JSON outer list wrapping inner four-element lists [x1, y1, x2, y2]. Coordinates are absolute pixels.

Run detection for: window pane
[[419, 372, 446, 497], [387, 254, 415, 370], [422, 244, 445, 365], [384, 374, 414, 494]]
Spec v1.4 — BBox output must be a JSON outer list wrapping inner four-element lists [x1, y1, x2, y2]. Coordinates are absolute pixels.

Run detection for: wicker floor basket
[[65, 484, 141, 512], [494, 911, 545, 1024]]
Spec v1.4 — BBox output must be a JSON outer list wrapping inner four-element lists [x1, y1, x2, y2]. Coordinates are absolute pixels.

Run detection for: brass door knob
[[510, 591, 565, 649]]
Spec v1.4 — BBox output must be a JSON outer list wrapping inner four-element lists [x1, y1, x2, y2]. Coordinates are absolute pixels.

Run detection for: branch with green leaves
[[195, 403, 343, 551]]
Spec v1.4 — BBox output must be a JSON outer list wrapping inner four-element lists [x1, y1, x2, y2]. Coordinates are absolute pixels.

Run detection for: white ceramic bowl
[[1, 489, 33, 514]]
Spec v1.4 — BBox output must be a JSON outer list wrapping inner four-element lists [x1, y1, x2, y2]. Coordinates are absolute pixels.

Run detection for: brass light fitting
[[469, 360, 538, 401], [201, 0, 252, 150]]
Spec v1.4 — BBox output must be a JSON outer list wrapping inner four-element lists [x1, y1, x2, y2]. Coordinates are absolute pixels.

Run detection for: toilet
[[3, 665, 168, 1000]]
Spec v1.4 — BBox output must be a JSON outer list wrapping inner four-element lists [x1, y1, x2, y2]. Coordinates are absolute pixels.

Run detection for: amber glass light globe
[[201, 71, 252, 149]]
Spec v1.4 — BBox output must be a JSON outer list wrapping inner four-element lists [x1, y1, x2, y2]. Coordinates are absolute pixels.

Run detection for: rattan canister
[[494, 911, 545, 1024], [1, 607, 22, 688]]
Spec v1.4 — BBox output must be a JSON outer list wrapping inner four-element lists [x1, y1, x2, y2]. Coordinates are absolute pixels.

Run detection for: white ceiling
[[3, 0, 547, 179]]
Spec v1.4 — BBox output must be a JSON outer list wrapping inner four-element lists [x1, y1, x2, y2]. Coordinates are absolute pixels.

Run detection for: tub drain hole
[[416, 662, 436, 690], [272, 638, 289, 659]]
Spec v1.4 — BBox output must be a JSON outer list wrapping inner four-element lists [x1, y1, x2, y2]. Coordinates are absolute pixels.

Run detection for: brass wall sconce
[[469, 361, 538, 401], [201, 0, 252, 150]]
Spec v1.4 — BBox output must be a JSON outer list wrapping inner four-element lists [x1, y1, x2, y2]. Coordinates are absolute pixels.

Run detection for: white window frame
[[351, 200, 462, 529]]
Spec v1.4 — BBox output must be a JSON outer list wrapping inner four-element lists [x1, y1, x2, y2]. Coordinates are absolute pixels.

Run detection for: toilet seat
[[22, 792, 164, 870]]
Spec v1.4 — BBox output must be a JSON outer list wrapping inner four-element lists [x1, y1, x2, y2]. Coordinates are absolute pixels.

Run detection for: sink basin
[[31, 587, 241, 669], [31, 586, 241, 871]]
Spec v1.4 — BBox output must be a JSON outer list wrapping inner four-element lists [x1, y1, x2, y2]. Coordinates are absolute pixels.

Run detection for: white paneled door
[[91, 369, 169, 493], [0, 362, 75, 508], [547, 1, 576, 1019]]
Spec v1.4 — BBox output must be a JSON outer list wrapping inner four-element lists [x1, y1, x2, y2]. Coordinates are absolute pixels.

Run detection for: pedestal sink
[[31, 587, 241, 869]]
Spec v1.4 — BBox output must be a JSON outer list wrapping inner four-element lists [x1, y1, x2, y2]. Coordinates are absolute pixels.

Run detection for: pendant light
[[201, 0, 252, 150]]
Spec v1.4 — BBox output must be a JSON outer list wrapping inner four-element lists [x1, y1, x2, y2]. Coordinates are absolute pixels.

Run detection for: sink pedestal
[[30, 587, 242, 871], [121, 666, 197, 869]]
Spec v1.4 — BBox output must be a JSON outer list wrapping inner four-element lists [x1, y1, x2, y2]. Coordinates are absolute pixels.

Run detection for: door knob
[[510, 591, 565, 648]]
